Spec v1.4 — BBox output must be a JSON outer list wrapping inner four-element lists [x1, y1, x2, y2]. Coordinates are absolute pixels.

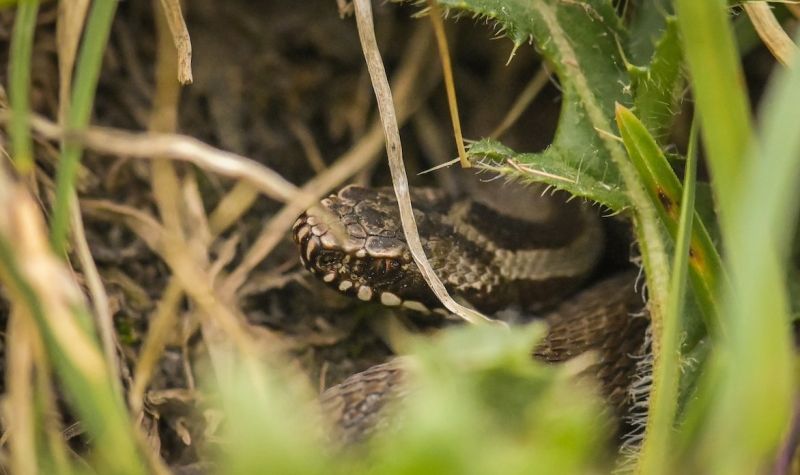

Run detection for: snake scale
[[292, 179, 649, 443]]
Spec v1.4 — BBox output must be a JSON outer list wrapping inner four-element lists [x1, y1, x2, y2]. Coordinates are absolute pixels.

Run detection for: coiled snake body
[[293, 182, 648, 443]]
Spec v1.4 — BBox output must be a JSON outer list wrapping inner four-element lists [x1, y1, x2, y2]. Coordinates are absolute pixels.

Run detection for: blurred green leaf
[[367, 323, 612, 475], [212, 357, 329, 475], [675, 0, 752, 216], [212, 323, 611, 475], [696, 32, 800, 474]]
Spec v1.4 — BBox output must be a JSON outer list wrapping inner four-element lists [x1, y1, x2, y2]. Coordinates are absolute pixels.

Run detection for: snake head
[[292, 185, 444, 312]]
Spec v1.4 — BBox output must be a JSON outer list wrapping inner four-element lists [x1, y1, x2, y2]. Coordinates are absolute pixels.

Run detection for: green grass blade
[[699, 43, 800, 475], [49, 0, 118, 254], [636, 121, 698, 475], [8, 0, 40, 174], [676, 2, 796, 471], [675, 0, 752, 216], [0, 235, 146, 475]]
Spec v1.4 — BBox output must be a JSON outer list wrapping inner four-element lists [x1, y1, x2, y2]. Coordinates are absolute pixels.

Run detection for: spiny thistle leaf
[[400, 0, 632, 210], [628, 17, 685, 140]]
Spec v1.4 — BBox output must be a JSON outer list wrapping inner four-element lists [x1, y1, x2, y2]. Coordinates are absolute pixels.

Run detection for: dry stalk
[[6, 310, 38, 475], [744, 1, 798, 67], [20, 113, 299, 203], [156, 0, 193, 84], [68, 197, 121, 388], [56, 0, 89, 123], [426, 0, 469, 168]]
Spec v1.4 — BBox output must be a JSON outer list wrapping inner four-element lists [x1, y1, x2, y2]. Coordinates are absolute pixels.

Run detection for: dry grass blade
[[129, 279, 184, 414], [56, 0, 89, 122], [130, 8, 277, 416], [20, 113, 299, 202], [427, 0, 469, 168], [80, 199, 163, 249], [352, 0, 496, 325], [3, 188, 105, 380], [130, 3, 195, 421], [69, 197, 121, 388], [289, 118, 327, 173], [157, 0, 193, 84], [788, 2, 800, 19], [744, 1, 798, 66], [208, 182, 259, 234], [6, 311, 38, 475]]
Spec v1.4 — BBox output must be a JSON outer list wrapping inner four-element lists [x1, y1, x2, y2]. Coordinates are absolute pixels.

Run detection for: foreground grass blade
[[0, 185, 147, 474], [49, 0, 118, 254], [675, 0, 751, 217], [636, 122, 698, 475], [698, 42, 800, 475], [8, 0, 39, 174]]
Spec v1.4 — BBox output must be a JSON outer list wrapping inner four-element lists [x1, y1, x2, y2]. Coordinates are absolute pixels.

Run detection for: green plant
[[1, 1, 798, 473]]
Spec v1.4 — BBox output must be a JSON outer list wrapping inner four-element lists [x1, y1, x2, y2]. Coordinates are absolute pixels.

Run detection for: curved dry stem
[[744, 1, 798, 67], [353, 0, 497, 325], [156, 0, 192, 84]]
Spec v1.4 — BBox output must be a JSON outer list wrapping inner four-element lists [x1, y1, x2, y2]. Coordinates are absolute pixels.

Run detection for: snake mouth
[[292, 212, 339, 276]]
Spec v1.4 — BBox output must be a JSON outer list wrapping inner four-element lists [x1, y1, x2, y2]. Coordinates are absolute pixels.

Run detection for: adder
[[292, 177, 649, 443]]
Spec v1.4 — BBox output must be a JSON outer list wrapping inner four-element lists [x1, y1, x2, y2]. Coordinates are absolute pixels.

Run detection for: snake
[[292, 180, 649, 443]]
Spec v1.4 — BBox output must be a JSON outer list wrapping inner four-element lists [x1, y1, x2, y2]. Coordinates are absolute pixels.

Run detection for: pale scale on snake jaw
[[292, 181, 648, 443]]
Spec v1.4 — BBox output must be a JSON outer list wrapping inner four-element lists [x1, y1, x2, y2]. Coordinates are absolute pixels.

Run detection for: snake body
[[293, 183, 605, 315], [292, 182, 648, 443]]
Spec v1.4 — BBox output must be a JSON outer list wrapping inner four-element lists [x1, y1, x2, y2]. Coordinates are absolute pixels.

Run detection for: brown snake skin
[[293, 183, 649, 443], [293, 184, 605, 315], [318, 273, 647, 444]]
